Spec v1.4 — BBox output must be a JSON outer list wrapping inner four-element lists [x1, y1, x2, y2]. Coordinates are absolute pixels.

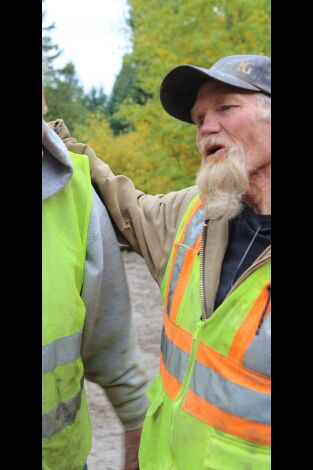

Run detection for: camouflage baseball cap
[[160, 54, 271, 124]]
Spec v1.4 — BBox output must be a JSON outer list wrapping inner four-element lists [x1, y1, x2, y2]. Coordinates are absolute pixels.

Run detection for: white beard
[[196, 137, 249, 220]]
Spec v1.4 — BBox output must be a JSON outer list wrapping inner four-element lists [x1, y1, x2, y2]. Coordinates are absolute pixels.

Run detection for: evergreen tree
[[44, 0, 271, 194], [83, 86, 107, 113], [42, 1, 91, 130], [106, 57, 150, 135], [44, 62, 89, 131], [42, 0, 62, 84]]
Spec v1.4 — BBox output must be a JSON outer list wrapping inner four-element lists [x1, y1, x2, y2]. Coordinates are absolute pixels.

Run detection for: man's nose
[[199, 114, 221, 137]]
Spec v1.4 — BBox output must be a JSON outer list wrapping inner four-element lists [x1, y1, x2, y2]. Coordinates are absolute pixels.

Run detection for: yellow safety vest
[[139, 195, 271, 469], [42, 152, 92, 470]]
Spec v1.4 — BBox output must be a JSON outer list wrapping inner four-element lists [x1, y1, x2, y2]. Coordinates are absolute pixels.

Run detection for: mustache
[[195, 138, 249, 220], [197, 135, 230, 157]]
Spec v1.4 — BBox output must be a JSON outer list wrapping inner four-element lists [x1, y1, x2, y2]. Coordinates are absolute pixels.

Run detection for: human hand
[[123, 428, 142, 470]]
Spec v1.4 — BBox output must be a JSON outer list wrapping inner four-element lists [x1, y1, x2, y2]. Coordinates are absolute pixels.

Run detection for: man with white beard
[[51, 54, 271, 470]]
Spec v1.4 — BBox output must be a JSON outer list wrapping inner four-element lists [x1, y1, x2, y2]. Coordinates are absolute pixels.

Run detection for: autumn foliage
[[72, 0, 271, 193]]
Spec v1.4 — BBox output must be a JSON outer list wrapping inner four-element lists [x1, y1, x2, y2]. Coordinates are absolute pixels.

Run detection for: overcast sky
[[43, 0, 131, 96]]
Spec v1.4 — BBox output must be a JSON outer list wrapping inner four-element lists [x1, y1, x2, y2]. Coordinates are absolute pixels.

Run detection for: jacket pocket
[[145, 374, 165, 417], [244, 312, 271, 378], [205, 429, 270, 470], [139, 375, 174, 469]]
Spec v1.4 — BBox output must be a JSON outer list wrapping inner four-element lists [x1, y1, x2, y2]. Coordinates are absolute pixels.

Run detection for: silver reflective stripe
[[161, 329, 190, 383], [42, 330, 83, 375], [244, 313, 271, 377], [167, 206, 204, 315], [167, 246, 188, 315], [183, 206, 205, 247], [161, 329, 270, 425], [42, 378, 84, 438], [190, 360, 271, 425]]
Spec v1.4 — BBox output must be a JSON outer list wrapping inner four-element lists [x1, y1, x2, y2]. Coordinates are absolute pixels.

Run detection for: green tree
[[42, 1, 91, 130], [92, 0, 271, 193], [61, 0, 271, 193], [83, 86, 108, 113], [42, 1, 62, 85], [44, 62, 89, 131], [106, 57, 150, 134]]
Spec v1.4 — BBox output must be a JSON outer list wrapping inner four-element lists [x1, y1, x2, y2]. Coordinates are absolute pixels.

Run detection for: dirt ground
[[86, 251, 163, 470]]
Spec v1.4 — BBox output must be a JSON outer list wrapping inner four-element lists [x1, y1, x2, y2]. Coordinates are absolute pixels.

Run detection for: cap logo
[[236, 61, 252, 75]]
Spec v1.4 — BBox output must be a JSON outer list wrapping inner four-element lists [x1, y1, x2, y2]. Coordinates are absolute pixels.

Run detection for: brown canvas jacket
[[48, 119, 200, 285]]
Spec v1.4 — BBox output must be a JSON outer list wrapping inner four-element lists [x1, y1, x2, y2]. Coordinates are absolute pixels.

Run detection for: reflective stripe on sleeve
[[42, 330, 83, 375], [42, 378, 84, 438]]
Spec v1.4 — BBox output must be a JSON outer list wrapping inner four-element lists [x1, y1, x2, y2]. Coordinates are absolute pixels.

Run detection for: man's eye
[[198, 115, 205, 125], [219, 104, 237, 112]]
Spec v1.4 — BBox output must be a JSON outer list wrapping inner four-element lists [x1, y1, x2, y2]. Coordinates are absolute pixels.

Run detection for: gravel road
[[86, 251, 163, 470]]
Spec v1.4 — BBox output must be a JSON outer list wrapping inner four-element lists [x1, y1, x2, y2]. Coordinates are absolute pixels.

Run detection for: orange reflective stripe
[[197, 342, 270, 395], [183, 389, 271, 446], [170, 234, 202, 321], [164, 243, 179, 313], [164, 198, 203, 313], [160, 352, 181, 400], [229, 281, 271, 363], [163, 310, 193, 353], [194, 234, 202, 253], [177, 198, 204, 244]]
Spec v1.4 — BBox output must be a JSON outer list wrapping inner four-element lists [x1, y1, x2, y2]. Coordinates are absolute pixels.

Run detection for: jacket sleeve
[[48, 119, 197, 284], [81, 187, 149, 431]]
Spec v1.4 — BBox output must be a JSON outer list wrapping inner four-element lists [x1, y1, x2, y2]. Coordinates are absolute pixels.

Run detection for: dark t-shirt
[[214, 205, 271, 310]]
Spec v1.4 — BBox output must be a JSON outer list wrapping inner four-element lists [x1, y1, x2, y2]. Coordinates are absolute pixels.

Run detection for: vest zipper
[[199, 221, 209, 321], [256, 284, 271, 335], [225, 254, 271, 299]]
